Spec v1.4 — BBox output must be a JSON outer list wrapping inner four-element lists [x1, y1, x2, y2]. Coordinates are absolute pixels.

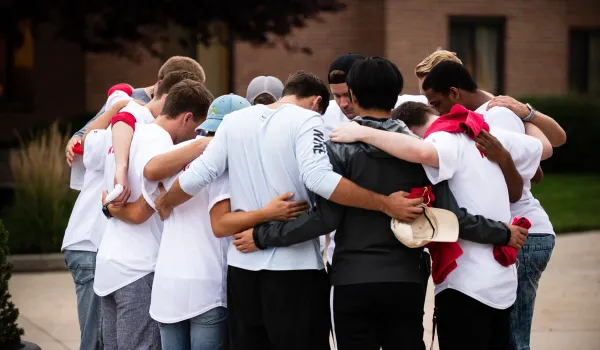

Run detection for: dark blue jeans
[[509, 234, 555, 350]]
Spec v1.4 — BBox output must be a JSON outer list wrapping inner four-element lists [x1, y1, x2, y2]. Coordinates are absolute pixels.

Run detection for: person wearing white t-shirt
[[154, 71, 425, 350], [85, 80, 213, 350], [420, 60, 563, 350], [61, 88, 134, 350]]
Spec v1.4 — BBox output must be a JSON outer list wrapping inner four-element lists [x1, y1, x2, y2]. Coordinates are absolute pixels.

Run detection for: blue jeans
[[509, 234, 555, 350], [159, 306, 228, 350], [64, 250, 102, 350]]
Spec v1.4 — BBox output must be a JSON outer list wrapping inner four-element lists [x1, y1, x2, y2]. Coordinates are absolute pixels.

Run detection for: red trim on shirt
[[111, 111, 136, 131]]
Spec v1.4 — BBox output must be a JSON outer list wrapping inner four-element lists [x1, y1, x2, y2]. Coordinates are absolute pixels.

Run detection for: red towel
[[407, 186, 463, 284], [72, 141, 84, 156], [494, 217, 531, 266], [424, 104, 490, 157]]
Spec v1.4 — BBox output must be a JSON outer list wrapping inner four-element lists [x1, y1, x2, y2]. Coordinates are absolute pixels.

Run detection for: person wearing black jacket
[[234, 57, 527, 350]]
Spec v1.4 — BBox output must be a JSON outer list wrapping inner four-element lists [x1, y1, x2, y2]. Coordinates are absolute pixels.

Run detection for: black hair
[[421, 60, 478, 95], [391, 102, 439, 127], [282, 70, 330, 114], [346, 57, 403, 111]]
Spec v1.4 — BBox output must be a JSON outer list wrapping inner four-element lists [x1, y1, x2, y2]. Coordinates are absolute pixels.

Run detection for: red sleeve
[[107, 83, 133, 97], [111, 111, 136, 130]]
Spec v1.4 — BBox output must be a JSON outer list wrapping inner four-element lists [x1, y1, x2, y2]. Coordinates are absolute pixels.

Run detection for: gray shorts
[[101, 273, 160, 350]]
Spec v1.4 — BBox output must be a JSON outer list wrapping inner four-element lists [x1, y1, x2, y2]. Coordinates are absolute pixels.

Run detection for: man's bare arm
[[102, 192, 154, 225], [155, 179, 192, 220], [81, 99, 130, 146], [209, 194, 309, 238], [144, 137, 213, 181], [487, 96, 566, 147], [330, 122, 439, 167], [476, 131, 523, 203], [524, 123, 553, 160]]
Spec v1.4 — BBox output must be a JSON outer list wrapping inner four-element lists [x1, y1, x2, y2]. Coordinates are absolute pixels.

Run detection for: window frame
[[568, 27, 600, 95], [448, 16, 506, 95]]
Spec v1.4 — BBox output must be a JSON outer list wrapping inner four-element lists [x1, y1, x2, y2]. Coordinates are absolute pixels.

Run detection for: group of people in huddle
[[62, 50, 566, 350]]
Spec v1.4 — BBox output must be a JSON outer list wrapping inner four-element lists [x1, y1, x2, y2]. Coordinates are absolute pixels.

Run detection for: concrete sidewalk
[[9, 232, 600, 350]]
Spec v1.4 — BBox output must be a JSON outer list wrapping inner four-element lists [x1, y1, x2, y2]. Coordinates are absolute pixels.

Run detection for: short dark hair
[[346, 57, 403, 111], [161, 79, 214, 121], [282, 71, 330, 114], [422, 60, 478, 95], [253, 93, 277, 105], [328, 70, 347, 84], [392, 102, 439, 127], [155, 70, 202, 98]]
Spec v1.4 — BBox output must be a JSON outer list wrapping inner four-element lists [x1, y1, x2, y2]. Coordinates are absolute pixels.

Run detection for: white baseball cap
[[246, 76, 284, 104], [391, 205, 459, 248]]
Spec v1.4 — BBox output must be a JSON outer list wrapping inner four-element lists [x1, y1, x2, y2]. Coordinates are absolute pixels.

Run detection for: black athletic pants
[[436, 289, 512, 350], [227, 266, 330, 350], [332, 282, 426, 350]]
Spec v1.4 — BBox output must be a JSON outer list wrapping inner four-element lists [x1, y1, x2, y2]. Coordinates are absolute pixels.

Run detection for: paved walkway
[[9, 232, 600, 350]]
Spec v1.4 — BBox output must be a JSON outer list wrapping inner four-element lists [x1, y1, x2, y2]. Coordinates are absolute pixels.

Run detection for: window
[[569, 29, 600, 96], [196, 23, 233, 97], [0, 20, 34, 110], [449, 17, 505, 95]]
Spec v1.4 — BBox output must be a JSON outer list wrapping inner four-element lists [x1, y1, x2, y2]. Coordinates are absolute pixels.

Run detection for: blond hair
[[158, 56, 206, 83], [415, 48, 463, 78]]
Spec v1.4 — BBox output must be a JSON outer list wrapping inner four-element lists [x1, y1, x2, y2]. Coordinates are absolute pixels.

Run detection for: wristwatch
[[522, 103, 537, 122], [102, 203, 113, 219]]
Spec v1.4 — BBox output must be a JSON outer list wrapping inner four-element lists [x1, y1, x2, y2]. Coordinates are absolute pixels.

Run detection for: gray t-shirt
[[74, 88, 151, 137], [178, 103, 342, 271]]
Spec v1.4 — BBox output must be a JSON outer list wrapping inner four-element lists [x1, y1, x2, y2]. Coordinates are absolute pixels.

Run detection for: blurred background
[[0, 0, 598, 252]]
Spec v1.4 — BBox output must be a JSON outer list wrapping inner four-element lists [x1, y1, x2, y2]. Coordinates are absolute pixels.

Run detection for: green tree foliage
[[0, 0, 346, 58]]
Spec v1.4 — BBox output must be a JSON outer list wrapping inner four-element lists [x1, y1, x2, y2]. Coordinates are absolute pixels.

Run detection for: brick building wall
[[232, 0, 386, 95], [233, 0, 600, 97]]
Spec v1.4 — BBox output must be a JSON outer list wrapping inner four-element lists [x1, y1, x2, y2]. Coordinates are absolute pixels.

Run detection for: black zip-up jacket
[[253, 117, 510, 286]]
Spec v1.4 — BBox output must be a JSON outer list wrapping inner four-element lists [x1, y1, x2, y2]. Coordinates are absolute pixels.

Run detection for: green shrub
[[0, 219, 24, 348], [519, 95, 600, 173], [2, 123, 77, 254]]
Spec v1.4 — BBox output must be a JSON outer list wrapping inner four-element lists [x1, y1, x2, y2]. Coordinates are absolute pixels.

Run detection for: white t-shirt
[[93, 123, 173, 296], [62, 93, 133, 252], [319, 94, 430, 264], [476, 102, 555, 235], [148, 138, 231, 323], [424, 125, 542, 309], [178, 104, 343, 271]]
